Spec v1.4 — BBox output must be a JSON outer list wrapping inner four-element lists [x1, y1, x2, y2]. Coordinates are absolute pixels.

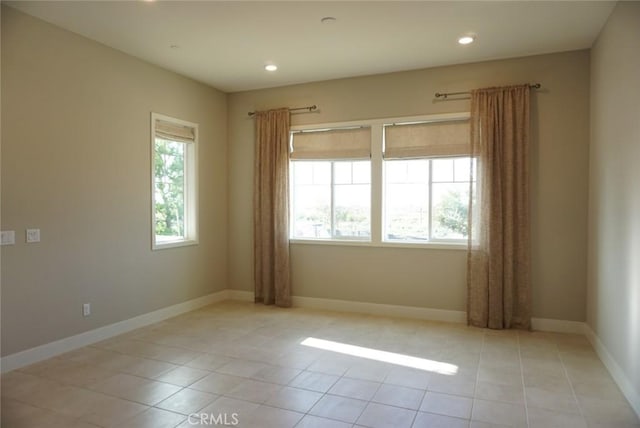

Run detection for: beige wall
[[588, 1, 640, 408], [1, 6, 228, 356], [229, 50, 591, 321]]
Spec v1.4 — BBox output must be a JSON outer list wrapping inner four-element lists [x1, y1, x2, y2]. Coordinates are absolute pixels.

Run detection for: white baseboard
[[0, 290, 230, 373], [291, 296, 467, 323], [6, 286, 636, 421], [229, 291, 590, 334], [531, 317, 586, 334], [228, 290, 254, 302], [584, 324, 640, 419]]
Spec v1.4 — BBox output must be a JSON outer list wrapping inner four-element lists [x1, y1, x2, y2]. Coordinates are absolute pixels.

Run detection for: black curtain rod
[[247, 105, 317, 117], [434, 83, 541, 99]]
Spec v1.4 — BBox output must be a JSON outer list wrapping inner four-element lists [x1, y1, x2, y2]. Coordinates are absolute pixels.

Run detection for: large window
[[151, 113, 198, 249], [289, 113, 472, 246]]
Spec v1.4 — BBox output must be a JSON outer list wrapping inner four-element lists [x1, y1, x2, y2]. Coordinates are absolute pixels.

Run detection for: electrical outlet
[[83, 303, 91, 317], [26, 229, 40, 243], [1, 231, 16, 246]]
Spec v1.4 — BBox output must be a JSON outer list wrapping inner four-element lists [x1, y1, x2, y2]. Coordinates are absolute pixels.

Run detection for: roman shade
[[155, 119, 196, 143], [384, 120, 469, 159], [290, 127, 371, 160]]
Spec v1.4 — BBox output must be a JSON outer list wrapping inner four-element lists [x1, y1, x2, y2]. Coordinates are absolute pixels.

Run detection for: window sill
[[152, 239, 198, 250], [289, 239, 467, 251]]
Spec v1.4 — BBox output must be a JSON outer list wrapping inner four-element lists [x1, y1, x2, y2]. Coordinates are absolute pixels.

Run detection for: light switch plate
[[1, 231, 16, 246], [26, 229, 40, 243]]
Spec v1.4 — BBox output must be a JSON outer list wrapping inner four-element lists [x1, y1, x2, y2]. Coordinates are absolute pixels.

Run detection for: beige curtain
[[253, 108, 291, 307], [467, 85, 532, 329]]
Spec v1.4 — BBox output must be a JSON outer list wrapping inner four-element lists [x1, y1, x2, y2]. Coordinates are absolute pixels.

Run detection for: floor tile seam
[[151, 384, 218, 411], [80, 343, 200, 368], [1, 395, 105, 425], [115, 406, 187, 428], [516, 329, 532, 428], [84, 381, 186, 407], [6, 373, 168, 407], [467, 329, 485, 423], [6, 390, 152, 427], [557, 344, 589, 423], [91, 370, 195, 389], [369, 394, 425, 412]]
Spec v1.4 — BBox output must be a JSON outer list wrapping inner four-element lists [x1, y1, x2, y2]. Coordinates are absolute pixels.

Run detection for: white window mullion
[[428, 159, 433, 241], [330, 162, 336, 238], [370, 124, 383, 244]]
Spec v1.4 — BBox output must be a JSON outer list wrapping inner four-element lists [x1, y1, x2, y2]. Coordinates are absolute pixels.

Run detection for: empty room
[[1, 1, 639, 427]]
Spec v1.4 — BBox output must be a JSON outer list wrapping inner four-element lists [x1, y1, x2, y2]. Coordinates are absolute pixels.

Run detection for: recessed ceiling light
[[265, 64, 278, 72], [321, 17, 337, 24], [458, 36, 475, 45]]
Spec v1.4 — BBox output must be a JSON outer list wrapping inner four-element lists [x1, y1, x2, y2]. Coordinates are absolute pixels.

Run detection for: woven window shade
[[384, 120, 469, 159], [155, 119, 196, 143], [290, 127, 371, 160]]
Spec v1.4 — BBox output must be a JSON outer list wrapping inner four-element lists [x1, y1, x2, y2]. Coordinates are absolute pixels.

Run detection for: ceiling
[[7, 1, 615, 93]]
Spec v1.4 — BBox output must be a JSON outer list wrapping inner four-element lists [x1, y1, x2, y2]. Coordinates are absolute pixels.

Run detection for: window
[[384, 157, 474, 242], [151, 113, 198, 249], [290, 127, 371, 240], [383, 119, 473, 243], [291, 161, 371, 239], [289, 113, 472, 247]]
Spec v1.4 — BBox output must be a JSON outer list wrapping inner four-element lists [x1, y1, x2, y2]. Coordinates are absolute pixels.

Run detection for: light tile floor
[[2, 301, 639, 428]]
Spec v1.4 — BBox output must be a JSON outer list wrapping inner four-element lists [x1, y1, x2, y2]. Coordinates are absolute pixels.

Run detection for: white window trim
[[290, 112, 470, 250], [151, 112, 199, 250]]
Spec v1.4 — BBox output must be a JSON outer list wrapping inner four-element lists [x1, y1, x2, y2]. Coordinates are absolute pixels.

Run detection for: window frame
[[289, 159, 372, 241], [289, 112, 470, 250], [382, 156, 474, 245], [150, 112, 199, 250]]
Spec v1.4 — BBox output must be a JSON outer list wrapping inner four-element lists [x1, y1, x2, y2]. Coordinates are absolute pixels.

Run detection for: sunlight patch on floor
[[300, 337, 458, 375]]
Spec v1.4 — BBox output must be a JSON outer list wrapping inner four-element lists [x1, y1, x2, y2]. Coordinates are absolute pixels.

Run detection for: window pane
[[312, 162, 331, 185], [384, 159, 430, 241], [334, 184, 370, 238], [334, 162, 352, 184], [291, 162, 331, 238], [352, 161, 371, 184], [294, 161, 314, 185], [154, 138, 185, 240], [432, 158, 454, 182], [432, 182, 469, 240], [292, 185, 331, 238], [454, 157, 473, 182], [291, 160, 370, 240], [407, 160, 428, 182], [385, 161, 407, 183]]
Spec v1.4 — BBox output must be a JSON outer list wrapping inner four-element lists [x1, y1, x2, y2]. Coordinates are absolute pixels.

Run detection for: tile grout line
[[468, 328, 486, 425], [517, 331, 531, 428], [557, 345, 589, 425]]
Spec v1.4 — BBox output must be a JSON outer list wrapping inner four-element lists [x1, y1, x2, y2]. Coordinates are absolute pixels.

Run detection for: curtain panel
[[253, 108, 292, 307], [467, 85, 532, 329]]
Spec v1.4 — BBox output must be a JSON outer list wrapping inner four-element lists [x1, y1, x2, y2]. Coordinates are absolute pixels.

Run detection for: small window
[[151, 113, 198, 249]]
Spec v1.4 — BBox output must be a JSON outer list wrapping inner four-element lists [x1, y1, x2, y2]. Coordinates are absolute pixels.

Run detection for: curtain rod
[[247, 105, 317, 117], [434, 83, 541, 99]]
